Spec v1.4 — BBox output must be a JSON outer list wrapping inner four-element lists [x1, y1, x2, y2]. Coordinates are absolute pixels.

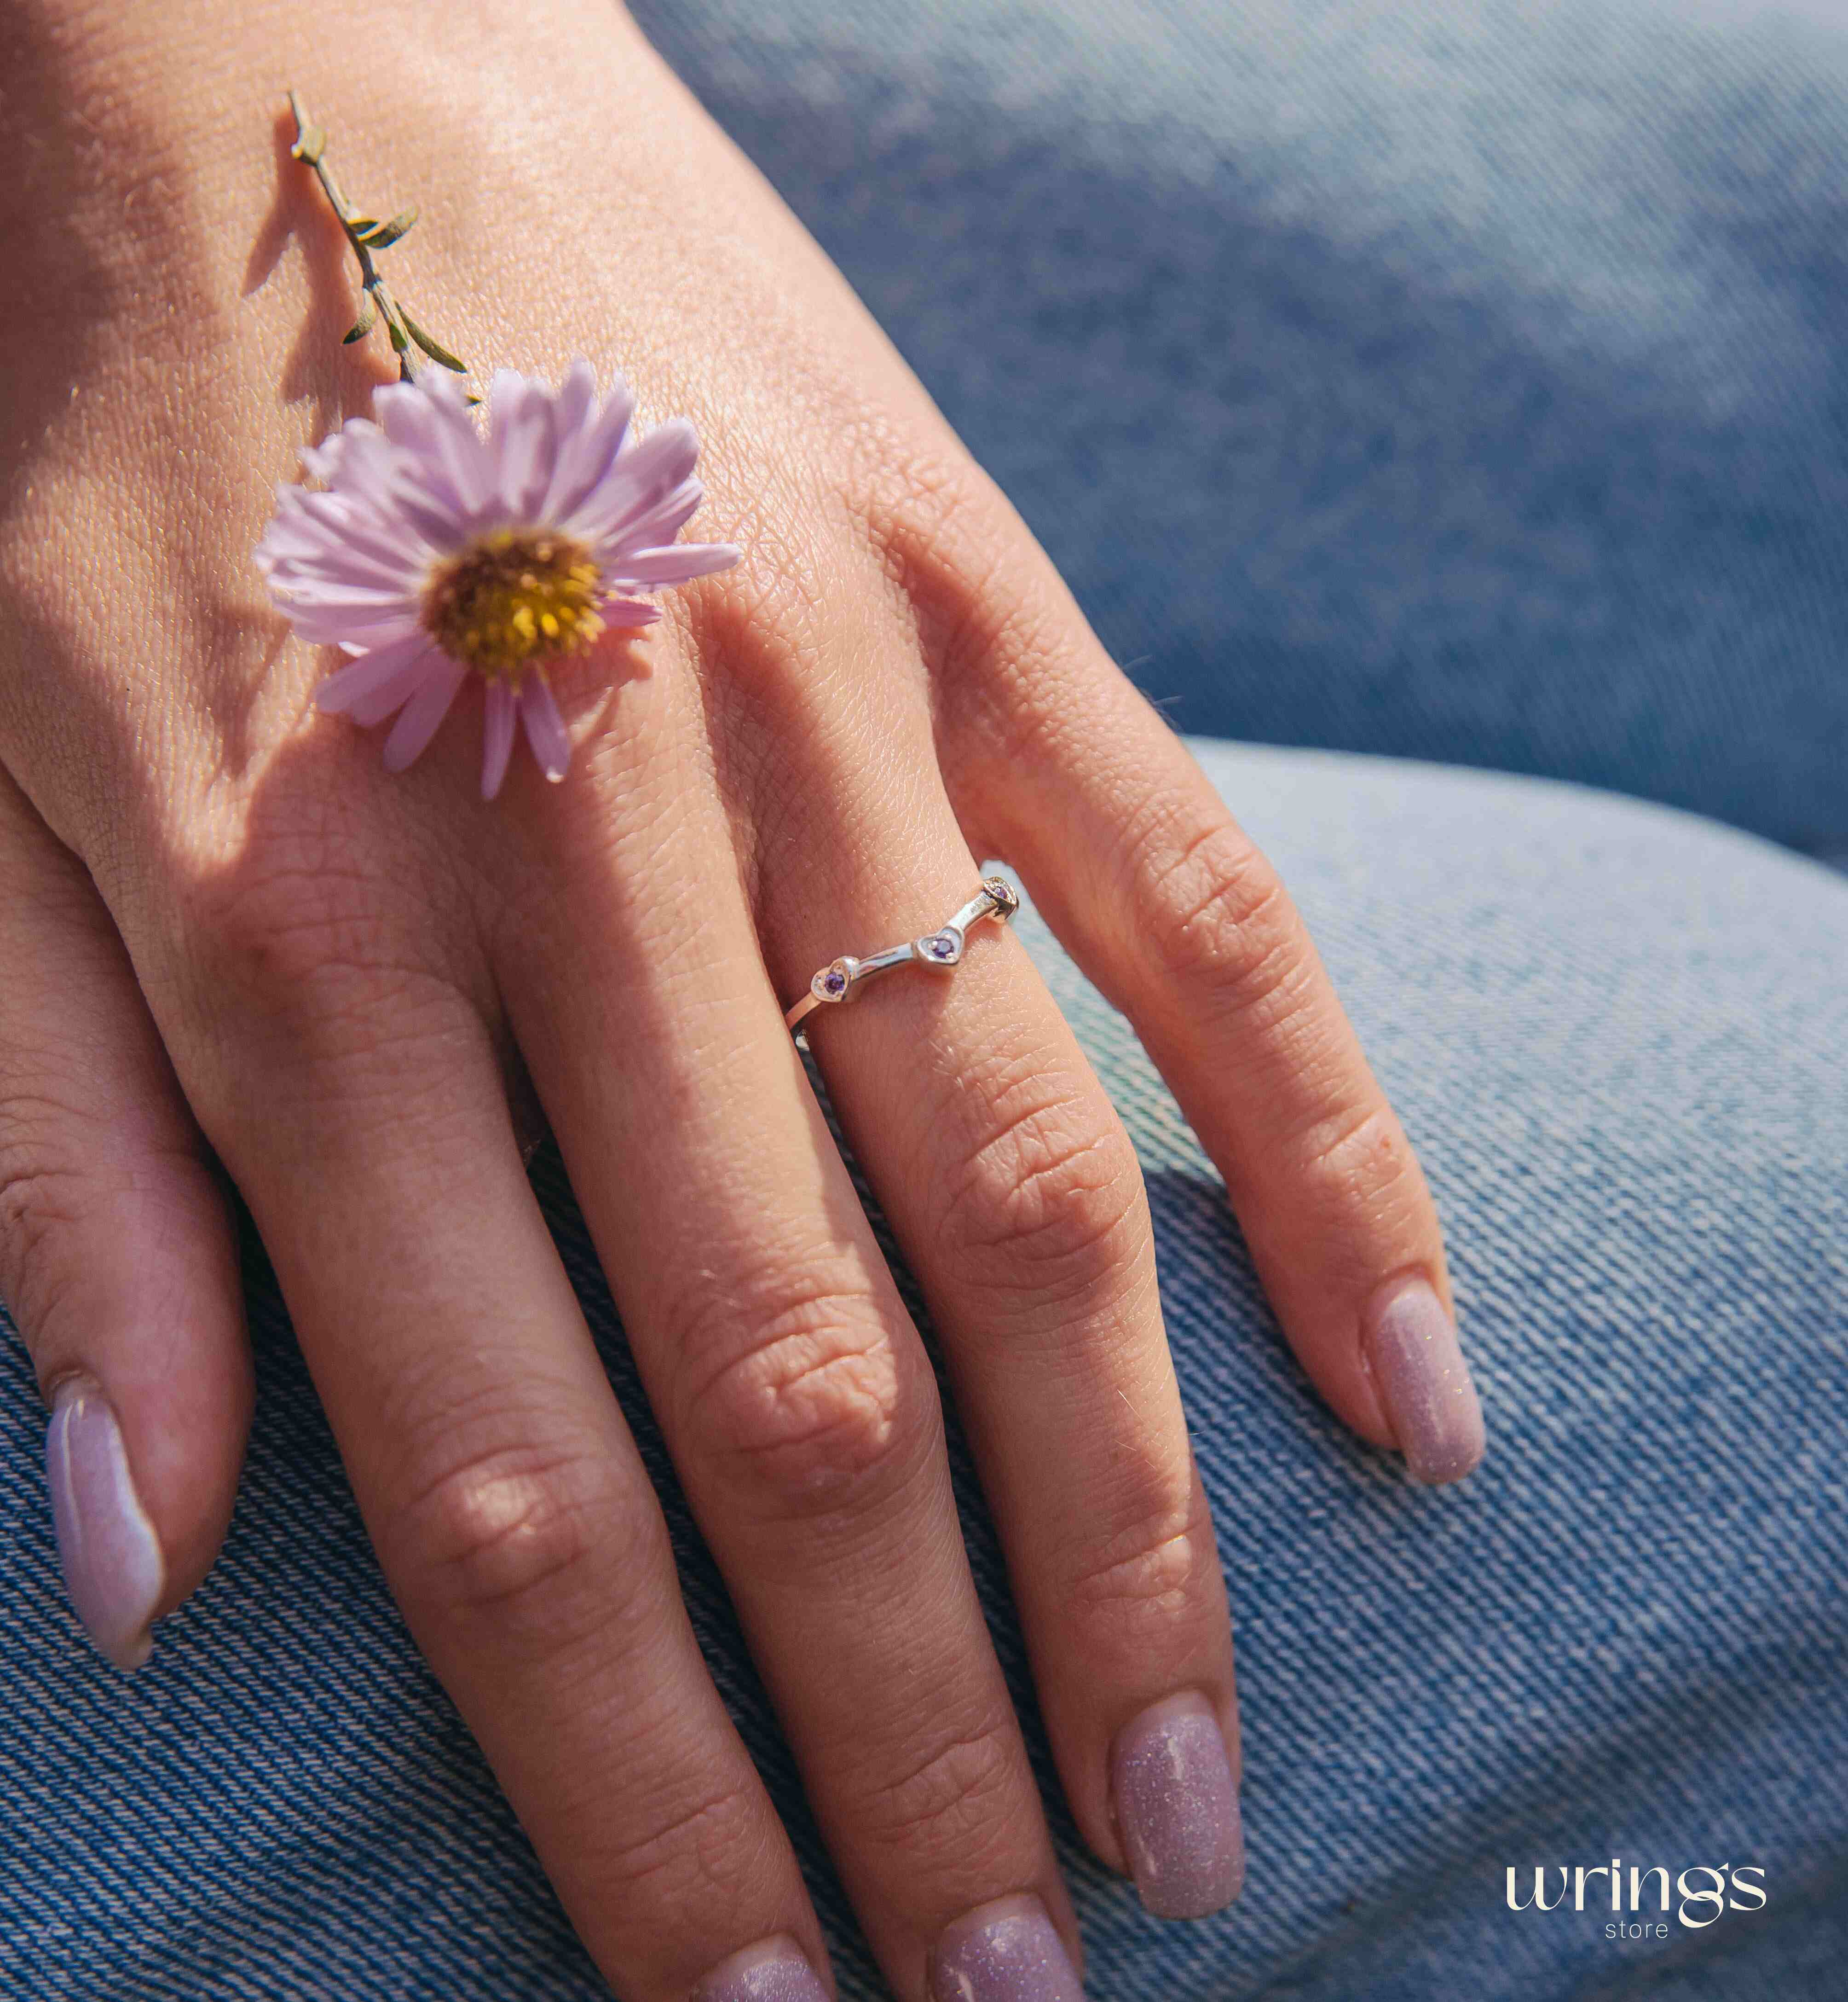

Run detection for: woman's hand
[[0, 2, 1482, 1996]]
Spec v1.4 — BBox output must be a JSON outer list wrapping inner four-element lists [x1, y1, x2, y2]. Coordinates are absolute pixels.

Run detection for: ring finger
[[726, 593, 1246, 1925]]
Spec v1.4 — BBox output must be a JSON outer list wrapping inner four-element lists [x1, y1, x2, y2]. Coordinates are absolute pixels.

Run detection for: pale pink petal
[[283, 603, 424, 649], [263, 534, 420, 598], [256, 492, 343, 573], [256, 510, 317, 558], [297, 438, 342, 483], [597, 596, 662, 628], [302, 422, 388, 496], [562, 418, 701, 550], [488, 372, 559, 521], [388, 480, 472, 555], [298, 416, 386, 485], [271, 556, 422, 604], [274, 578, 420, 611], [602, 542, 741, 587], [327, 435, 418, 529], [375, 378, 491, 518], [348, 649, 447, 727], [420, 368, 499, 517], [480, 682, 518, 800], [543, 370, 635, 523], [270, 525, 422, 587], [314, 632, 431, 714], [605, 478, 705, 555], [553, 356, 597, 434], [271, 576, 417, 620], [542, 358, 598, 493], [420, 363, 473, 409], [381, 655, 469, 771], [261, 488, 431, 588], [518, 674, 571, 783], [371, 382, 460, 505]]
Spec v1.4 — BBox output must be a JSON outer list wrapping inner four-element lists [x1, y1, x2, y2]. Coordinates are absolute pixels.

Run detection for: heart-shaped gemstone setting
[[915, 929, 963, 966], [812, 957, 856, 1002]]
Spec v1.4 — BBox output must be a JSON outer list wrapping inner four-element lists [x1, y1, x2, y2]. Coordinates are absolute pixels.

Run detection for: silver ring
[[785, 876, 1020, 1036]]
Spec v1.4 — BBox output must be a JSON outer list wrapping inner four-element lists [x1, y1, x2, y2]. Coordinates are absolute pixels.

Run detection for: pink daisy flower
[[255, 359, 739, 798]]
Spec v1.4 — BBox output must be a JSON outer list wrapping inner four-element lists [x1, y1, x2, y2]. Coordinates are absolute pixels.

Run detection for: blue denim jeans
[[3, 739, 1843, 2000]]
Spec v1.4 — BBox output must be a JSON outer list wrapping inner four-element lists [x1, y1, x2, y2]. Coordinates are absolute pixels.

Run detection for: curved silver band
[[785, 876, 1021, 1036]]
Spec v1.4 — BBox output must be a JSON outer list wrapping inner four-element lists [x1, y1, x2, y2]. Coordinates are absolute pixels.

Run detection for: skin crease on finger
[[0, 0, 1480, 1991]]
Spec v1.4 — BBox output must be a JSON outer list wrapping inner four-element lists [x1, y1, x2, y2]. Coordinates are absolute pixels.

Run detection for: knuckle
[[840, 417, 999, 552], [1060, 1484, 1221, 1663], [674, 1271, 923, 1516], [593, 1776, 767, 1919], [1288, 1095, 1432, 1248], [850, 445, 1060, 705], [0, 1149, 90, 1332], [1149, 816, 1313, 1034], [162, 796, 468, 1053], [179, 866, 417, 1022], [701, 534, 836, 680], [0, 1095, 91, 1240], [0, 1090, 202, 1337], [862, 453, 1011, 601], [853, 1712, 1022, 1863], [1300, 1094, 1403, 1189], [163, 852, 479, 1142], [389, 1429, 636, 1649], [936, 1071, 1148, 1304]]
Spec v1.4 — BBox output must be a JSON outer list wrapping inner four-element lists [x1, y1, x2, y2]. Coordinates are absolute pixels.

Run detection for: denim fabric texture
[[2, 741, 1844, 2000], [625, 0, 1848, 861]]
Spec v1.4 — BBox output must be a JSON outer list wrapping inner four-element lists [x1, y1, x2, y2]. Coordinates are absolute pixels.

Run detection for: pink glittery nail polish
[[1363, 1276, 1486, 1485], [691, 1934, 830, 2002], [928, 1892, 1083, 2001], [44, 1378, 165, 1671], [1109, 1691, 1245, 1919]]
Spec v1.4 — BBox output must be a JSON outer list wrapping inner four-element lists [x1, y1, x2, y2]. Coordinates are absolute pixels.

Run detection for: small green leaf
[[400, 309, 468, 373], [386, 313, 410, 353], [343, 214, 380, 236], [355, 207, 418, 250], [290, 123, 326, 165], [342, 294, 378, 344]]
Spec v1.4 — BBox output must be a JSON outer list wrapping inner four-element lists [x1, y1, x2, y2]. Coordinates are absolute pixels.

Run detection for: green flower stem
[[285, 91, 470, 386]]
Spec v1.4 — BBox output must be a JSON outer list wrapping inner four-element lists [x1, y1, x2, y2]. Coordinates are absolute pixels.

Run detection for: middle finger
[[494, 644, 1089, 1998]]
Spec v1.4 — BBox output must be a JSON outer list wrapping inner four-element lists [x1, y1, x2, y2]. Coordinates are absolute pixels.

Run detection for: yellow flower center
[[422, 528, 604, 681]]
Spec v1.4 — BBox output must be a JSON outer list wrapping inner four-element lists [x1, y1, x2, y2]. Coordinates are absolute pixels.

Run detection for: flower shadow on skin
[[0, 69, 382, 801]]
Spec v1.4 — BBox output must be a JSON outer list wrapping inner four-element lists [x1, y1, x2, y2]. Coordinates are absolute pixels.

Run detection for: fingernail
[[1363, 1277, 1486, 1485], [1109, 1690, 1245, 1918], [44, 1379, 165, 1671], [691, 1934, 829, 2002], [928, 1892, 1083, 2002]]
